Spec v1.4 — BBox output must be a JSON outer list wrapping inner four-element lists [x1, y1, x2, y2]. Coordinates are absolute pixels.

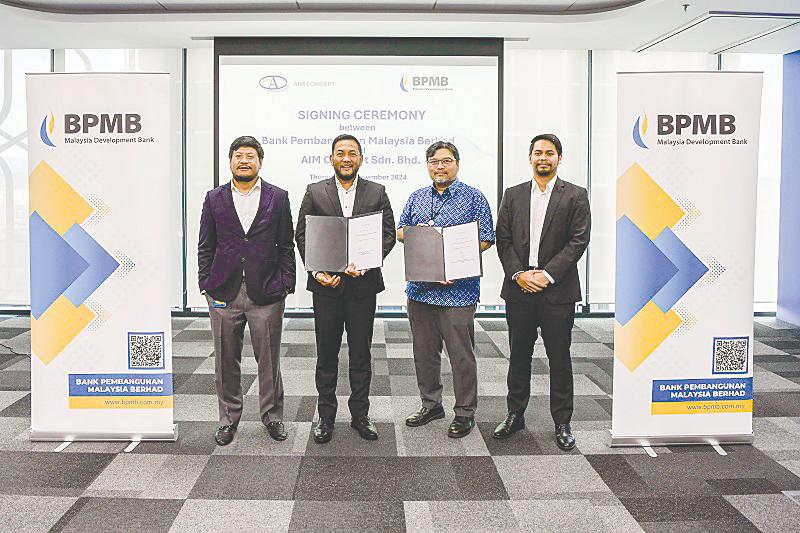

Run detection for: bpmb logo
[[64, 114, 142, 134], [400, 75, 450, 92], [633, 112, 737, 149]]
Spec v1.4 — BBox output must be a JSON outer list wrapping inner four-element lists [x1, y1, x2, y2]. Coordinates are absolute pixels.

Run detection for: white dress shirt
[[513, 177, 555, 284], [336, 175, 358, 217], [231, 178, 262, 234], [529, 177, 555, 269]]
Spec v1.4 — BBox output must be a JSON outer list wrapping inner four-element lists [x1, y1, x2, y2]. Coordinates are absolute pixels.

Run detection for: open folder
[[304, 211, 383, 272], [403, 221, 482, 282]]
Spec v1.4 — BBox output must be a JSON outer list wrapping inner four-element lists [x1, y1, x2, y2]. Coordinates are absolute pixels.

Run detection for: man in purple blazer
[[198, 136, 296, 446]]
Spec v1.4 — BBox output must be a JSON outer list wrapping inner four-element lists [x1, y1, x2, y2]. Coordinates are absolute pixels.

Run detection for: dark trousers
[[505, 296, 575, 424], [313, 291, 376, 421], [407, 299, 478, 418]]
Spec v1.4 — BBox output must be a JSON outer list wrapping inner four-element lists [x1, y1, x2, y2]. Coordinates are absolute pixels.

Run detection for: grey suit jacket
[[496, 177, 590, 304], [295, 176, 396, 298]]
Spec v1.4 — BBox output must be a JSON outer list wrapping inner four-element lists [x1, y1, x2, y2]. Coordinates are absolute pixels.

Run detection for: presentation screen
[[215, 38, 503, 310]]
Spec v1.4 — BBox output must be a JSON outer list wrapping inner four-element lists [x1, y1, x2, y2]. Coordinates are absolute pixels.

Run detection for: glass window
[[504, 47, 590, 304], [721, 53, 782, 309], [0, 50, 51, 307]]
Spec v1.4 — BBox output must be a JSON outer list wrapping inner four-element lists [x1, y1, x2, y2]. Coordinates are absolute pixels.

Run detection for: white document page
[[347, 211, 384, 270], [443, 221, 482, 280]]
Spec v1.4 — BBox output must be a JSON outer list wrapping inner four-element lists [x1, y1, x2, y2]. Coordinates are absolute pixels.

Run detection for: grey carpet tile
[[753, 392, 800, 417], [0, 495, 78, 533], [0, 370, 30, 391], [133, 421, 220, 455], [171, 499, 294, 532], [723, 494, 800, 533], [50, 497, 184, 533], [618, 495, 762, 527], [0, 327, 29, 339], [189, 455, 302, 499], [0, 451, 115, 496], [289, 500, 406, 533], [172, 329, 213, 341], [293, 456, 508, 501], [3, 317, 800, 531], [0, 354, 26, 371], [0, 392, 29, 417], [177, 373, 256, 395]]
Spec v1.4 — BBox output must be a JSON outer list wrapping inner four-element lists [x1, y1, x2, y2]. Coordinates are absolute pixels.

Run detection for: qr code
[[713, 337, 748, 374], [128, 332, 164, 369]]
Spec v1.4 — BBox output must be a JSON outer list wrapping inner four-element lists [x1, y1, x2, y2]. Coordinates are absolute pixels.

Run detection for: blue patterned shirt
[[398, 179, 495, 307]]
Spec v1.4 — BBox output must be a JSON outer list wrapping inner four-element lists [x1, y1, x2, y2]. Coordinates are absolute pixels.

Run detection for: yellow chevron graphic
[[29, 160, 93, 235], [617, 163, 684, 240]]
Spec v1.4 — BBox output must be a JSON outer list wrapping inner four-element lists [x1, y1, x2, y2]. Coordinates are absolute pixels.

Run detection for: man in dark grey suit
[[295, 134, 396, 444], [493, 133, 590, 450]]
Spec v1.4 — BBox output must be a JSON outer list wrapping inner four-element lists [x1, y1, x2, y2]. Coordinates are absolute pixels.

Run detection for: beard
[[334, 167, 358, 182], [234, 173, 257, 182], [535, 166, 555, 179]]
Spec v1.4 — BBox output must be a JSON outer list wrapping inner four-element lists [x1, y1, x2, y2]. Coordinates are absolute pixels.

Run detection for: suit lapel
[[518, 181, 532, 259], [539, 177, 564, 245], [351, 177, 367, 216], [325, 177, 344, 217], [247, 181, 275, 236], [222, 183, 246, 236]]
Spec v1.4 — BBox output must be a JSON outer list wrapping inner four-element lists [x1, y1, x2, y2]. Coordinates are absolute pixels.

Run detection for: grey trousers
[[407, 298, 478, 418], [207, 282, 285, 426]]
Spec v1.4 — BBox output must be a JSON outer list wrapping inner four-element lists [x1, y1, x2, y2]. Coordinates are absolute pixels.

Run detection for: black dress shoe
[[493, 412, 525, 440], [447, 416, 475, 438], [405, 405, 445, 427], [214, 424, 237, 446], [555, 423, 576, 451], [350, 416, 379, 441], [266, 421, 288, 442], [313, 419, 334, 444]]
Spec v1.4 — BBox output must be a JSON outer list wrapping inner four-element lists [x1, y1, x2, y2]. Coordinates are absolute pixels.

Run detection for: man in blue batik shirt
[[397, 141, 495, 438]]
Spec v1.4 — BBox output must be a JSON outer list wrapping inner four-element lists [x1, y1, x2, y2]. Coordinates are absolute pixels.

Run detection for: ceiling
[[1, 0, 645, 14], [0, 0, 798, 54]]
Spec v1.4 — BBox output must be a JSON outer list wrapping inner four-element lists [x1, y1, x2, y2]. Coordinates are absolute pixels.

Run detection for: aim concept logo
[[614, 163, 710, 372], [632, 113, 648, 149], [40, 112, 56, 147], [259, 75, 288, 91], [29, 161, 120, 365]]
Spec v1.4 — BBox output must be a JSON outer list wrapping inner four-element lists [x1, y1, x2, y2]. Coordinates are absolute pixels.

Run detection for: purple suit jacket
[[198, 180, 296, 305]]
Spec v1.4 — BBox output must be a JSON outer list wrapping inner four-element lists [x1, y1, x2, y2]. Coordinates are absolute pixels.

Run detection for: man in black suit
[[296, 134, 396, 443], [493, 133, 590, 450]]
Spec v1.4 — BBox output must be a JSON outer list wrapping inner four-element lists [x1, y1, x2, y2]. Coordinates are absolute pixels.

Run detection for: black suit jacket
[[295, 176, 396, 298], [496, 177, 590, 304]]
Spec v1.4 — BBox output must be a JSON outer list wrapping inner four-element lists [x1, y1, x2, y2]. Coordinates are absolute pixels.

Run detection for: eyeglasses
[[427, 158, 456, 167]]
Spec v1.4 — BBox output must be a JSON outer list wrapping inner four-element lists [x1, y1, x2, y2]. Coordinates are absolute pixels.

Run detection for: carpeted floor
[[0, 315, 799, 532]]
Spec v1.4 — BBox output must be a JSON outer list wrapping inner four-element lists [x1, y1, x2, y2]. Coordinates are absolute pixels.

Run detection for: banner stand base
[[610, 432, 753, 447], [29, 424, 178, 442]]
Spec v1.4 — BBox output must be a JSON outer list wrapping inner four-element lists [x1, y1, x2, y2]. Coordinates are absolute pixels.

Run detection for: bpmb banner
[[26, 73, 174, 441], [612, 72, 762, 446]]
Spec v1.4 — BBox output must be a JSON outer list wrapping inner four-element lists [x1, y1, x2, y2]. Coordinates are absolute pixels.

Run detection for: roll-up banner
[[612, 72, 762, 446], [26, 73, 175, 441]]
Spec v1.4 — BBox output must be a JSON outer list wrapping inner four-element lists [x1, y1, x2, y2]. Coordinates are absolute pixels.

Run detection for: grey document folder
[[304, 211, 383, 272], [403, 221, 482, 282]]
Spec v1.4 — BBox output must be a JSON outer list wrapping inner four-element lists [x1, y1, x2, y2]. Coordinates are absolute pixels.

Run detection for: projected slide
[[216, 42, 501, 308]]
